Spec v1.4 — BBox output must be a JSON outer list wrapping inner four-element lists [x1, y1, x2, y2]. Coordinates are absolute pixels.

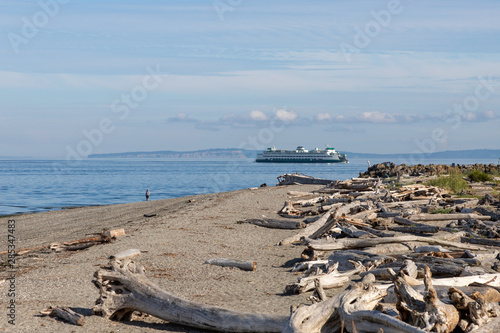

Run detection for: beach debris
[[278, 200, 303, 218], [273, 165, 500, 331], [110, 248, 141, 260], [389, 266, 460, 333], [204, 258, 257, 271], [40, 306, 85, 326], [0, 228, 127, 256], [410, 213, 491, 222], [306, 235, 486, 252], [104, 228, 126, 238], [93, 259, 286, 332], [279, 208, 337, 245], [50, 229, 126, 252], [285, 260, 365, 294], [283, 281, 426, 333]]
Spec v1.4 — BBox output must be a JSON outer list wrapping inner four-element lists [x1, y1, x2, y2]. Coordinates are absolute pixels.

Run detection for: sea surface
[[1, 157, 498, 216]]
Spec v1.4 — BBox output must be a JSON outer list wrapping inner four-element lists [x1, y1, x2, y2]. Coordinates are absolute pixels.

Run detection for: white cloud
[[356, 111, 397, 123], [275, 109, 297, 122], [315, 113, 331, 121], [166, 113, 199, 123], [250, 110, 268, 121], [465, 112, 477, 121], [484, 110, 496, 119]]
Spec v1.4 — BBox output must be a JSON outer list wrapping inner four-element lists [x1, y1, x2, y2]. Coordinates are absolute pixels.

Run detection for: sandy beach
[[1, 185, 324, 333]]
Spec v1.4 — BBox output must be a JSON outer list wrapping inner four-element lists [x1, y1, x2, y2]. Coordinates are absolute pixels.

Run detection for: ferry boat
[[256, 146, 348, 163]]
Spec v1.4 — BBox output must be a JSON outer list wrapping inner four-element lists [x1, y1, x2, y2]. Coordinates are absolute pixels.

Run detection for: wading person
[[145, 189, 150, 201]]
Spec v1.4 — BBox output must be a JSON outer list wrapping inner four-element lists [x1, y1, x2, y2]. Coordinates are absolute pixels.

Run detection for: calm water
[[0, 157, 497, 216]]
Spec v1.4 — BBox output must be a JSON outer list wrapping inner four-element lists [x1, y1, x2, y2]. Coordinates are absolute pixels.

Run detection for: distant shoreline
[[88, 148, 500, 160]]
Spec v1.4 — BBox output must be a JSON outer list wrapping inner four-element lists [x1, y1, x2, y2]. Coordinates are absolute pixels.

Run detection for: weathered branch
[[410, 213, 490, 221], [205, 258, 257, 271], [279, 208, 336, 245], [93, 259, 286, 332], [306, 235, 487, 251], [40, 306, 85, 326], [239, 218, 306, 229]]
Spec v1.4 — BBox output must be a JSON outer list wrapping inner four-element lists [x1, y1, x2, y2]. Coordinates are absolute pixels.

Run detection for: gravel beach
[[0, 185, 323, 333]]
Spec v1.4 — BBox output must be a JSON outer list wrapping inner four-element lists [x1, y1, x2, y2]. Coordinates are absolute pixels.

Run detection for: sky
[[1, 0, 499, 158]]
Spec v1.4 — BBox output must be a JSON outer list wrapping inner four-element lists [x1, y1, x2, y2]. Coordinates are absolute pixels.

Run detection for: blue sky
[[1, 0, 499, 158]]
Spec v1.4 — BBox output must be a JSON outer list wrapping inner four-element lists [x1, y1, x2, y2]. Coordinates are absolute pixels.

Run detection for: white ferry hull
[[255, 146, 348, 163]]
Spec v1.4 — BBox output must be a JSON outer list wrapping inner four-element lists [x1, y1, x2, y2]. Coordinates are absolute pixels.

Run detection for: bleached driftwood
[[49, 229, 125, 252], [282, 291, 343, 333], [461, 237, 500, 247], [287, 191, 315, 198], [285, 264, 347, 295], [382, 200, 434, 208], [408, 273, 500, 288], [111, 249, 141, 260], [104, 228, 126, 238], [285, 261, 365, 294], [450, 287, 500, 332], [293, 197, 324, 206], [239, 218, 306, 229], [50, 235, 109, 252], [279, 200, 302, 217], [291, 260, 329, 272], [306, 235, 487, 251], [0, 244, 47, 256], [357, 225, 395, 238], [283, 283, 425, 333], [336, 200, 362, 217], [93, 259, 286, 332], [308, 213, 339, 239], [338, 224, 376, 239], [313, 279, 327, 301], [410, 213, 490, 221], [279, 209, 336, 245], [337, 283, 427, 333], [205, 258, 257, 271], [394, 216, 438, 228], [2, 229, 125, 256], [40, 306, 85, 326], [390, 225, 440, 234], [389, 267, 459, 333]]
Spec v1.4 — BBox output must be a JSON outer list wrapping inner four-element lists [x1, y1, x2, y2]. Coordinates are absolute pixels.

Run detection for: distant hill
[[345, 149, 500, 160], [89, 148, 500, 161], [88, 148, 260, 159]]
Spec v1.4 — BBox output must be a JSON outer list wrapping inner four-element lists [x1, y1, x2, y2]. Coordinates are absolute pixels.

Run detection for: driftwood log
[[282, 291, 343, 333], [337, 283, 427, 333], [0, 228, 125, 256], [306, 235, 487, 251], [111, 249, 142, 260], [410, 213, 490, 221], [239, 218, 306, 229], [285, 261, 365, 294], [279, 208, 336, 245], [449, 286, 500, 332], [40, 306, 85, 326], [205, 258, 257, 271], [283, 283, 427, 333], [93, 259, 286, 332], [279, 200, 302, 217], [389, 267, 460, 333]]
